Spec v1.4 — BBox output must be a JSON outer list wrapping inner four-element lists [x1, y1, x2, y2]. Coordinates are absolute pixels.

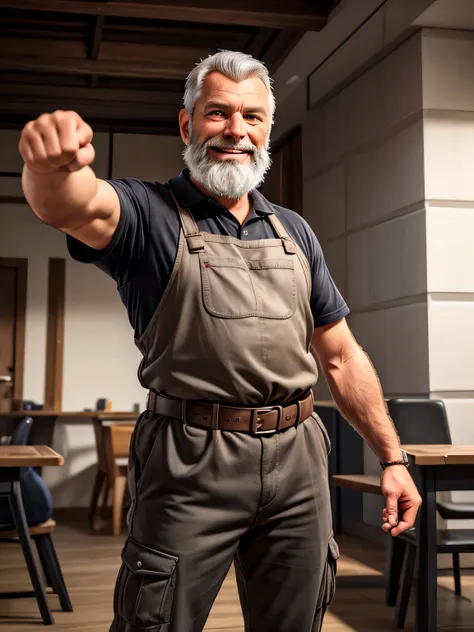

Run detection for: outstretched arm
[[20, 110, 119, 250]]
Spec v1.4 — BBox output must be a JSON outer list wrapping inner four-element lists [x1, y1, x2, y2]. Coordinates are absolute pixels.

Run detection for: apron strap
[[268, 213, 297, 255], [168, 187, 205, 253]]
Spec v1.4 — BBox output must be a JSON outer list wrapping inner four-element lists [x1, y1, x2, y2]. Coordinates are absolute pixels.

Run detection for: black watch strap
[[380, 450, 409, 470]]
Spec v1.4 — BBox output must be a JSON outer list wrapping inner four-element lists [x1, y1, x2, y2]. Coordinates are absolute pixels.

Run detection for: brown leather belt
[[146, 390, 314, 435]]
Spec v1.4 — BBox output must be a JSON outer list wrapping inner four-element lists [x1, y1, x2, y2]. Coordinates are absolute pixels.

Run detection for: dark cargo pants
[[109, 411, 339, 632]]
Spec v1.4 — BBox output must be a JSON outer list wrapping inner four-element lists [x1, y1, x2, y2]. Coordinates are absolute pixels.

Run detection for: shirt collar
[[168, 169, 273, 215]]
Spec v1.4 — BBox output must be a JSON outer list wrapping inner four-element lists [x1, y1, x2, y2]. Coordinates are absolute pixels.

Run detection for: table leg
[[416, 466, 437, 631], [8, 480, 54, 625]]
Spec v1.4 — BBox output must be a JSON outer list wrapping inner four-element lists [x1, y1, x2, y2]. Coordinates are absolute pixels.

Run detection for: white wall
[[0, 128, 184, 506]]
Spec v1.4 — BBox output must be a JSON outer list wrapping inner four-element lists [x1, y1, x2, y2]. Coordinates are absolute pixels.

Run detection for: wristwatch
[[380, 450, 409, 470]]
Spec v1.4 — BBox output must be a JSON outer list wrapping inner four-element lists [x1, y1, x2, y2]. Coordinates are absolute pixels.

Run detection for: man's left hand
[[380, 466, 422, 537]]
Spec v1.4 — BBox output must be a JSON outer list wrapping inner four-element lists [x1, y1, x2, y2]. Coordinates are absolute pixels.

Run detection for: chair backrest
[[0, 416, 52, 528], [10, 417, 34, 446], [109, 424, 135, 459], [387, 398, 451, 445]]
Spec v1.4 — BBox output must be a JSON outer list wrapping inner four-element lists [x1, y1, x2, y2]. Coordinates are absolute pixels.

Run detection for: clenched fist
[[19, 110, 95, 174]]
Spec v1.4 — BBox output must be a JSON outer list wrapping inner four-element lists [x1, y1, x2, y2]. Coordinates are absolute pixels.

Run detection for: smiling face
[[179, 71, 272, 199]]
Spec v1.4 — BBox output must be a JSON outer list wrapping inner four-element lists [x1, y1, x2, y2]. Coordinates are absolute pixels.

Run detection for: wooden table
[[0, 410, 139, 446], [402, 444, 474, 632], [0, 445, 64, 625]]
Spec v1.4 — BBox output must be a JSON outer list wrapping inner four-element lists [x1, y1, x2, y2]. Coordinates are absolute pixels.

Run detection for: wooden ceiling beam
[[262, 30, 305, 74], [246, 28, 275, 59], [89, 15, 105, 87], [1, 116, 180, 135], [0, 37, 214, 80], [0, 0, 327, 31], [90, 15, 104, 60], [0, 83, 183, 107], [0, 83, 184, 106], [0, 56, 192, 80], [0, 99, 179, 122]]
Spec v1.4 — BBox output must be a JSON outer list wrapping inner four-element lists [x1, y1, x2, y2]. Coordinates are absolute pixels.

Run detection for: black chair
[[10, 416, 34, 446], [386, 398, 474, 628], [0, 417, 72, 624]]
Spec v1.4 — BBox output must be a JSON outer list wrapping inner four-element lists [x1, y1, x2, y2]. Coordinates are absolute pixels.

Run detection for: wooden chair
[[89, 422, 135, 536]]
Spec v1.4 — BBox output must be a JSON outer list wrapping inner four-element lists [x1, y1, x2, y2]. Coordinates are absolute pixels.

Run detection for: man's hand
[[381, 465, 422, 537], [19, 110, 94, 174]]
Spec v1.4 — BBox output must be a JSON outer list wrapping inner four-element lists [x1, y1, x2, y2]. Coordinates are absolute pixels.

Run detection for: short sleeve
[[66, 178, 150, 287], [275, 209, 349, 327], [309, 236, 350, 327]]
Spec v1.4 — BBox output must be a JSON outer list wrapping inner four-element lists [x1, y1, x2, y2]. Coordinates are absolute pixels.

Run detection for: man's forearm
[[323, 347, 402, 462], [22, 164, 98, 228]]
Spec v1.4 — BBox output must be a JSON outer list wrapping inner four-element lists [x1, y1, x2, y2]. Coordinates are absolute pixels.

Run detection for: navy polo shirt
[[67, 169, 349, 338]]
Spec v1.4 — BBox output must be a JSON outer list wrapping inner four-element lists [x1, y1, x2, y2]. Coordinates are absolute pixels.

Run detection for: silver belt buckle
[[250, 406, 282, 435]]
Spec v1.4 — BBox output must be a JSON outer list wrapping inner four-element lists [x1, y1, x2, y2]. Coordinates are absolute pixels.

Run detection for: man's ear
[[179, 109, 190, 145]]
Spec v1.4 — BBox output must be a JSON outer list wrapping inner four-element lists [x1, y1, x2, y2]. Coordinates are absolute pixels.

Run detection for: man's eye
[[209, 110, 225, 117], [244, 115, 261, 122]]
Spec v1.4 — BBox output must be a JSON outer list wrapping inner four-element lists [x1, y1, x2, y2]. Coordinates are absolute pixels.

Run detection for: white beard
[[183, 130, 271, 200]]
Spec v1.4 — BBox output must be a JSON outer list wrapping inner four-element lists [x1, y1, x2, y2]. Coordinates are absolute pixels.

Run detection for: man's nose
[[224, 113, 246, 142]]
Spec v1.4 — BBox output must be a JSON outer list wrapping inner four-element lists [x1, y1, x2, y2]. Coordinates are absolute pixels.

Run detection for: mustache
[[203, 136, 257, 155]]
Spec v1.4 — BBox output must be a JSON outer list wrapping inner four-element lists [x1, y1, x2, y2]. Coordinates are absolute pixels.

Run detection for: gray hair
[[183, 50, 275, 124]]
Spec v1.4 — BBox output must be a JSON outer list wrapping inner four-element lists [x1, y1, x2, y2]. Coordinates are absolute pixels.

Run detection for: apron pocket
[[246, 259, 296, 318], [200, 254, 295, 319], [114, 537, 178, 629], [317, 533, 339, 612], [200, 255, 257, 318]]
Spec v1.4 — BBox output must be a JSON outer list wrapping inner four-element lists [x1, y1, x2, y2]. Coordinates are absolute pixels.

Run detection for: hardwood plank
[[0, 524, 474, 630], [0, 0, 328, 31]]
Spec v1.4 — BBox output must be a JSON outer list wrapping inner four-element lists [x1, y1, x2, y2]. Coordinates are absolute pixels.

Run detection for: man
[[19, 50, 421, 632]]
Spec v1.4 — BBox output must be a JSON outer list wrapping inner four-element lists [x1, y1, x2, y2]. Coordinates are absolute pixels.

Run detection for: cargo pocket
[[113, 537, 178, 630], [317, 534, 339, 613]]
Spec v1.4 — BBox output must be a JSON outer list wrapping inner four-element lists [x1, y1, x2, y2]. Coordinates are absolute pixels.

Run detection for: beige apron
[[135, 186, 319, 406], [110, 187, 338, 632]]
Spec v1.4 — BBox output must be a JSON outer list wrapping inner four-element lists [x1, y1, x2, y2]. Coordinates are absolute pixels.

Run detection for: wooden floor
[[0, 522, 473, 630]]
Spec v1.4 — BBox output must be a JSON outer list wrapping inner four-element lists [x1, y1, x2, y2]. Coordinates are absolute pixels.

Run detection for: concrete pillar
[[422, 29, 474, 446], [300, 28, 474, 526]]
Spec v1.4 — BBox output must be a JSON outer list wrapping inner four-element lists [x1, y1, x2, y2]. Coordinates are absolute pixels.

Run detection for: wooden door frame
[[0, 257, 27, 410], [268, 125, 303, 215], [44, 258, 65, 412], [271, 124, 301, 154]]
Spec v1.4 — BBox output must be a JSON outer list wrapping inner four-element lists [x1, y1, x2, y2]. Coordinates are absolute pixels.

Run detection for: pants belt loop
[[147, 390, 156, 412], [181, 399, 188, 425], [211, 403, 219, 430], [295, 400, 302, 427]]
